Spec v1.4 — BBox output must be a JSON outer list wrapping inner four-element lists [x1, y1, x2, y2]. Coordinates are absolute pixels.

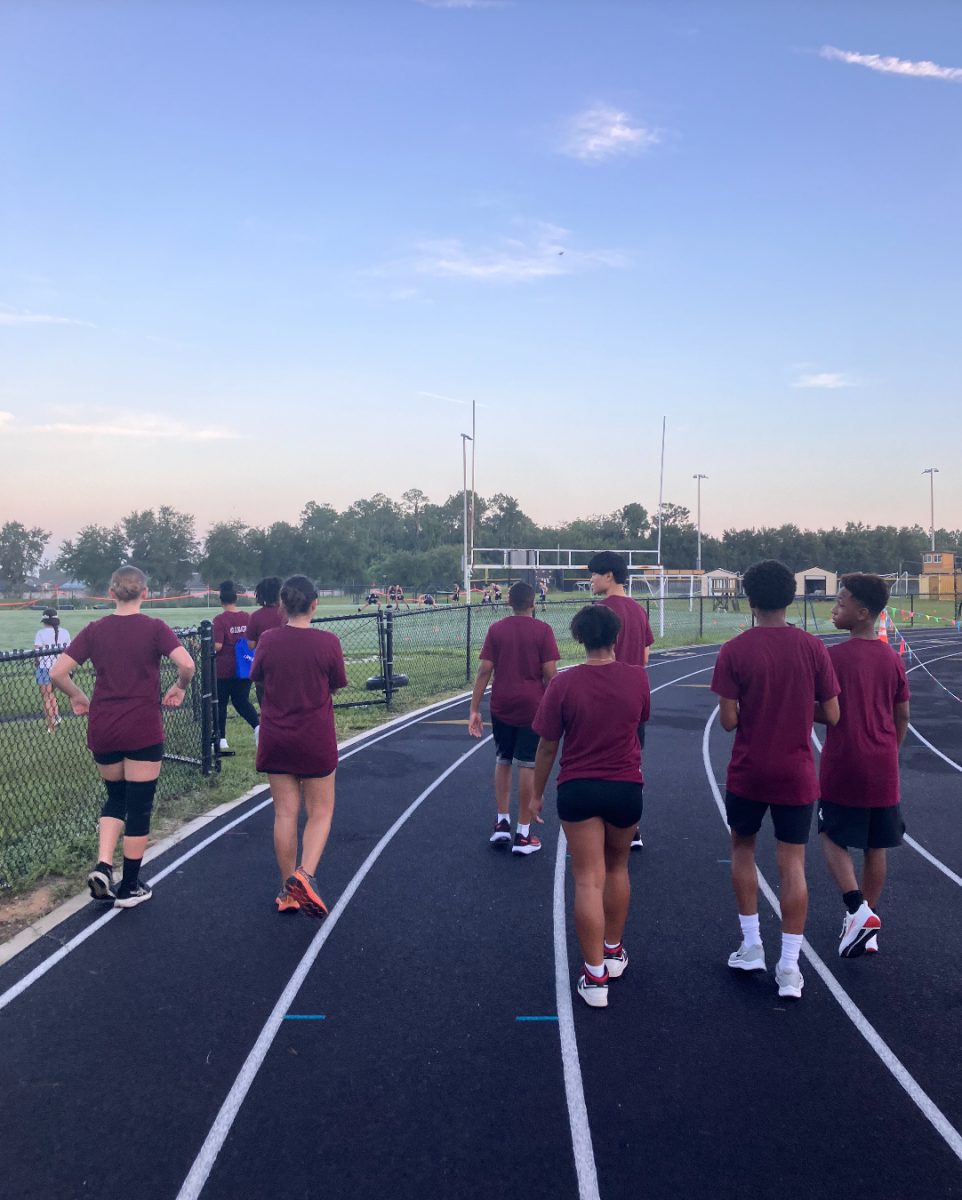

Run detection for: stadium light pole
[[693, 473, 708, 572], [462, 433, 473, 603], [922, 467, 939, 552]]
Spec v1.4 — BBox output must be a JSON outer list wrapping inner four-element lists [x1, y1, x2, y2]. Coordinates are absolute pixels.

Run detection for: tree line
[[0, 493, 958, 594]]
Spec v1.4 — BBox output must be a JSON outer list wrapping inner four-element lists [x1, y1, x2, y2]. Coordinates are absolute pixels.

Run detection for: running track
[[2, 630, 961, 1200]]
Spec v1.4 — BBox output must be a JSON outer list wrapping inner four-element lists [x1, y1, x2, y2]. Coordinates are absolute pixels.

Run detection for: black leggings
[[217, 677, 259, 739]]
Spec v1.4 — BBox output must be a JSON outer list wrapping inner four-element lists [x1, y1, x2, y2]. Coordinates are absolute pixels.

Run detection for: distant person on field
[[816, 574, 910, 957], [492, 583, 502, 603], [468, 582, 560, 855], [422, 592, 436, 607], [452, 582, 461, 603], [213, 581, 259, 752], [532, 605, 650, 1008], [481, 586, 492, 605], [247, 576, 284, 707], [358, 586, 381, 612], [50, 566, 195, 908], [710, 559, 840, 1001], [588, 550, 654, 851], [35, 607, 70, 733], [252, 575, 348, 916]]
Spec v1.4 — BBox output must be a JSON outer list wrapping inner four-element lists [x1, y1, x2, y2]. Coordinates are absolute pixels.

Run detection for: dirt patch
[[0, 884, 68, 941]]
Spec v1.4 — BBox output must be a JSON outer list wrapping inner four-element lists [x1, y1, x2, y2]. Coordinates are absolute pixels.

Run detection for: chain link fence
[[0, 624, 216, 890]]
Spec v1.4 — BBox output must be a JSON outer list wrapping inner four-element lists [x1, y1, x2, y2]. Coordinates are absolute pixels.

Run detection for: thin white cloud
[[563, 105, 660, 162], [410, 221, 626, 283], [819, 45, 962, 83], [416, 390, 491, 409], [417, 0, 507, 8], [0, 411, 14, 431], [6, 409, 243, 441], [0, 310, 94, 328], [792, 372, 858, 390]]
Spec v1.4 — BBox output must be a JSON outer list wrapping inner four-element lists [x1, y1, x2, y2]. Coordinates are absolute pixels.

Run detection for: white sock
[[778, 933, 803, 971], [738, 913, 762, 948], [497, 812, 510, 824], [604, 940, 621, 952], [585, 961, 605, 978], [253, 725, 260, 746], [517, 823, 530, 837]]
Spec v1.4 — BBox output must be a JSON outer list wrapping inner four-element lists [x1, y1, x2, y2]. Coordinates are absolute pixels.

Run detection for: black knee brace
[[101, 779, 126, 821], [124, 780, 157, 838]]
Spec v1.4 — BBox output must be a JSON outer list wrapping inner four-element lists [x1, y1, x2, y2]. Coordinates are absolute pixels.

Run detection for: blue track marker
[[516, 1016, 559, 1022], [284, 1014, 327, 1020]]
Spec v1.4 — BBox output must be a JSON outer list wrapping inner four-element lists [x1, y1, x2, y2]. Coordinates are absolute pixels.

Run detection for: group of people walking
[[469, 554, 909, 1008], [45, 553, 908, 1014]]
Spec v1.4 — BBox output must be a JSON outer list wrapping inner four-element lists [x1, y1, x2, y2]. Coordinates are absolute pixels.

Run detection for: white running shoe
[[775, 963, 804, 999], [603, 945, 628, 979], [865, 934, 879, 954], [728, 941, 766, 972], [577, 969, 609, 1008], [630, 828, 644, 851], [839, 902, 881, 958], [219, 737, 230, 752]]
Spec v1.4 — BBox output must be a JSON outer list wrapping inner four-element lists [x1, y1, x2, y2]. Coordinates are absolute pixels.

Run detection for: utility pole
[[922, 467, 939, 552], [693, 473, 708, 572]]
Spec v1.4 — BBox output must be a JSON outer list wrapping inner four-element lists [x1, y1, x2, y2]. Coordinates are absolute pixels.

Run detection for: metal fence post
[[910, 593, 915, 628], [698, 595, 703, 639], [199, 619, 218, 775], [384, 607, 395, 707], [802, 595, 808, 631], [465, 602, 473, 684]]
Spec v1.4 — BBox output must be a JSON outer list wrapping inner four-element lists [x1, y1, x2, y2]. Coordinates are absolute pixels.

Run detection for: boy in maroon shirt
[[468, 582, 560, 855], [711, 560, 840, 1000], [51, 566, 195, 908], [588, 550, 654, 850], [816, 574, 910, 957]]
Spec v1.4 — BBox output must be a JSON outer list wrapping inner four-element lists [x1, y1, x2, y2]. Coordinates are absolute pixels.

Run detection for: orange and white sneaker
[[285, 868, 329, 919], [275, 890, 300, 914]]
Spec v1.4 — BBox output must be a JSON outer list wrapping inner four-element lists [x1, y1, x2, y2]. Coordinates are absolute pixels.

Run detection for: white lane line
[[907, 724, 962, 773], [551, 659, 718, 1199], [554, 830, 601, 1200], [176, 736, 492, 1200], [705, 707, 962, 1164], [0, 690, 484, 1013], [810, 731, 962, 890]]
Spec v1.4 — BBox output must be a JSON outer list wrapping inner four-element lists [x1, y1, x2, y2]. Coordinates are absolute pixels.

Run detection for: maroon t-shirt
[[599, 594, 654, 665], [819, 639, 910, 808], [533, 662, 651, 785], [213, 610, 250, 679], [479, 615, 560, 727], [66, 613, 181, 754], [711, 626, 840, 806], [246, 605, 284, 645], [251, 625, 348, 777]]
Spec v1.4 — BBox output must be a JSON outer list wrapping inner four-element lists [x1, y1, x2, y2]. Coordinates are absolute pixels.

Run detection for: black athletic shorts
[[724, 791, 814, 845], [491, 717, 539, 767], [818, 800, 905, 850], [93, 742, 164, 766], [557, 779, 643, 828]]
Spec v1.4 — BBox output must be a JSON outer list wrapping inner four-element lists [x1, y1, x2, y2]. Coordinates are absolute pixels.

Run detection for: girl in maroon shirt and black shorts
[[533, 604, 651, 1009], [51, 566, 195, 908], [251, 575, 348, 917]]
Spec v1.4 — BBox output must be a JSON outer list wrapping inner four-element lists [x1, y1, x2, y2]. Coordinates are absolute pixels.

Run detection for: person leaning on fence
[[531, 604, 651, 1009], [50, 566, 195, 908], [588, 550, 654, 851], [213, 580, 260, 753], [246, 575, 284, 707], [34, 607, 70, 733], [468, 581, 560, 855], [252, 574, 348, 917], [710, 558, 840, 1001], [816, 573, 910, 958]]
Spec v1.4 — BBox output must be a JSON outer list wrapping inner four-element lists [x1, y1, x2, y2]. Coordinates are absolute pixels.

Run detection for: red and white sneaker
[[603, 943, 628, 979], [577, 966, 609, 1008], [839, 902, 881, 958], [865, 934, 879, 954], [489, 818, 512, 846], [511, 830, 542, 856]]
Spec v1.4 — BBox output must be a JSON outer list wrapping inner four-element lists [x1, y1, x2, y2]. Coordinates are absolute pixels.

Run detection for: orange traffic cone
[[878, 612, 889, 645]]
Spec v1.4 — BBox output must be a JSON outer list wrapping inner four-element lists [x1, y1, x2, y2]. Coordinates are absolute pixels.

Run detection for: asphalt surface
[[1, 631, 961, 1200]]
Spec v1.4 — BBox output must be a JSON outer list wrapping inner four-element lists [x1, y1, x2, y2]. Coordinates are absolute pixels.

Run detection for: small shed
[[700, 568, 740, 598], [795, 566, 838, 597]]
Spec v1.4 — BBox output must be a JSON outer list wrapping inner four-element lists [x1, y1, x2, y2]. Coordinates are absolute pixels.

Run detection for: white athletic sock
[[585, 961, 605, 979], [517, 823, 530, 837], [738, 913, 762, 947], [604, 940, 621, 952], [253, 725, 259, 746], [778, 933, 803, 971], [497, 812, 510, 824]]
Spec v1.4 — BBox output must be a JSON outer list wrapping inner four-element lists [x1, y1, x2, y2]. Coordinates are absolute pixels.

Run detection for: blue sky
[[1, 0, 960, 552]]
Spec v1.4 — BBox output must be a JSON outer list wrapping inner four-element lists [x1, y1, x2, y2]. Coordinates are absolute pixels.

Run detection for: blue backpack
[[235, 638, 255, 679]]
